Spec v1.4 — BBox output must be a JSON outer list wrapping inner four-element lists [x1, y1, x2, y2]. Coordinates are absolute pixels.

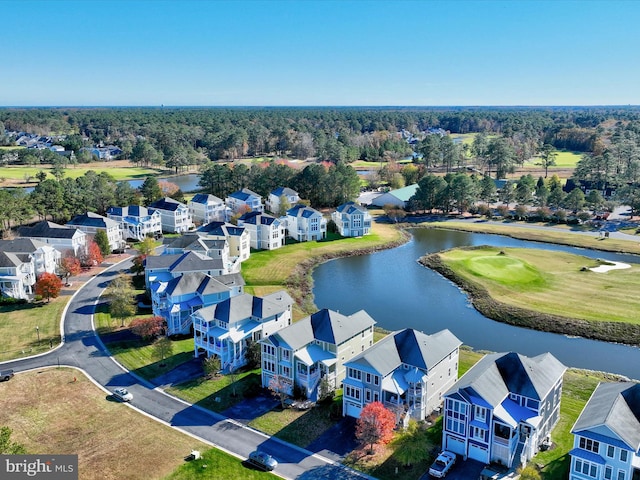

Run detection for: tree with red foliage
[[59, 255, 81, 281], [130, 254, 146, 276], [81, 239, 103, 267], [35, 272, 63, 302], [355, 401, 396, 454], [130, 316, 164, 340]]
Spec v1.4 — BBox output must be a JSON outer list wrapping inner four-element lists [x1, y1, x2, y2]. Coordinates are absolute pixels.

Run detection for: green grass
[[437, 246, 640, 324], [166, 370, 263, 412], [163, 447, 277, 479], [525, 150, 583, 168], [0, 164, 165, 182]]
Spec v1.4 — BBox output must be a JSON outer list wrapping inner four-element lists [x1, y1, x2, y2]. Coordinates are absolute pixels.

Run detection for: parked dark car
[[1, 370, 15, 381], [247, 451, 277, 471]]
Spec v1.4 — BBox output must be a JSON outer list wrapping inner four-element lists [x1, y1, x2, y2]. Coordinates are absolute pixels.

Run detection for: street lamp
[[35, 325, 40, 342]]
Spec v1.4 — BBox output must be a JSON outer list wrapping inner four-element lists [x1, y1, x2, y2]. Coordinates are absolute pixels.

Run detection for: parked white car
[[112, 387, 133, 402], [429, 451, 456, 478]]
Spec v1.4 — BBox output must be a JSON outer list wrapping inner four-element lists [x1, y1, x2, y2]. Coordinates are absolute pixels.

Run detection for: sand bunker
[[589, 261, 632, 273]]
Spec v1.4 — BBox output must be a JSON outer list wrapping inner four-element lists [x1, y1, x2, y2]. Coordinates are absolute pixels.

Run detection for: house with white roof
[[148, 197, 194, 233], [225, 188, 264, 215], [266, 187, 300, 215], [188, 193, 228, 225], [197, 222, 250, 263], [343, 329, 461, 424], [0, 251, 36, 300], [285, 204, 326, 242], [331, 202, 372, 237], [0, 238, 60, 276], [18, 221, 87, 256], [569, 381, 640, 480], [261, 308, 376, 401], [106, 205, 162, 242], [371, 184, 419, 209], [67, 212, 125, 252], [193, 291, 293, 370], [151, 271, 244, 336], [237, 211, 285, 250], [442, 352, 566, 468]]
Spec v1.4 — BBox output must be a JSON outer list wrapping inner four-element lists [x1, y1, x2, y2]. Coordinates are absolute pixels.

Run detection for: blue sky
[[2, 0, 639, 106]]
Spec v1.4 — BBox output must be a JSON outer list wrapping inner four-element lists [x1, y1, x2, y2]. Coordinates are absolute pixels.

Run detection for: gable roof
[[196, 290, 291, 324], [0, 251, 24, 268], [335, 201, 368, 215], [446, 352, 566, 407], [572, 381, 640, 451], [271, 187, 298, 197], [272, 308, 376, 351], [198, 222, 246, 237], [163, 234, 225, 252], [106, 205, 157, 218], [228, 188, 261, 202], [190, 193, 223, 205], [149, 197, 187, 212], [168, 251, 224, 273], [346, 328, 461, 377], [67, 212, 119, 229], [164, 271, 242, 297], [383, 184, 419, 202], [18, 221, 82, 240], [0, 238, 49, 253], [238, 211, 279, 226], [287, 204, 321, 218]]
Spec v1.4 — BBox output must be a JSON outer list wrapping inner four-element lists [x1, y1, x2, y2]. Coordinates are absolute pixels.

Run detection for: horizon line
[[1, 104, 640, 109]]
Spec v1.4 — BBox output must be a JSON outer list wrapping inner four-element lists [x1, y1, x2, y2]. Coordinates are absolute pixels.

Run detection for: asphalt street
[[1, 258, 370, 480]]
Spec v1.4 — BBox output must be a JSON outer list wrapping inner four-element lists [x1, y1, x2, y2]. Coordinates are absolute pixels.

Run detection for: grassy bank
[[421, 246, 640, 345]]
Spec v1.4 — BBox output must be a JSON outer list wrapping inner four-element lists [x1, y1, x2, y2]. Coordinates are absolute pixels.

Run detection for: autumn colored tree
[[130, 254, 146, 276], [268, 374, 290, 408], [81, 239, 103, 267], [355, 401, 396, 454], [35, 272, 63, 302], [136, 237, 157, 256], [129, 316, 164, 340], [59, 255, 81, 281]]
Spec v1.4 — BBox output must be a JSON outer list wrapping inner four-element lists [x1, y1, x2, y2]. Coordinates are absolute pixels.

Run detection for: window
[[281, 349, 290, 361], [263, 345, 275, 356], [607, 445, 615, 458], [579, 437, 600, 453], [373, 375, 379, 386], [366, 373, 371, 383], [619, 449, 628, 462], [617, 471, 625, 480], [348, 368, 362, 380], [604, 466, 613, 480], [475, 406, 486, 422], [263, 361, 275, 372], [365, 389, 371, 402], [574, 459, 598, 478], [471, 426, 485, 441], [446, 418, 465, 435], [345, 386, 361, 400], [282, 366, 290, 378]]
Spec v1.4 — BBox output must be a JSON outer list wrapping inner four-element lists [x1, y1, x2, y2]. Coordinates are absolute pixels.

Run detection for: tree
[[317, 376, 334, 403], [277, 194, 291, 217], [81, 239, 103, 267], [35, 272, 62, 302], [585, 189, 604, 210], [518, 465, 542, 480], [58, 255, 81, 281], [140, 176, 163, 205], [0, 426, 26, 454], [563, 188, 585, 212], [268, 374, 290, 408], [487, 137, 516, 179], [104, 274, 136, 327], [203, 355, 221, 379], [137, 237, 157, 256], [355, 401, 396, 454], [479, 175, 496, 204], [94, 230, 111, 256], [412, 174, 447, 213], [391, 421, 431, 468], [152, 336, 173, 365], [130, 254, 146, 277], [130, 316, 164, 340], [537, 144, 557, 178], [383, 204, 406, 223], [244, 339, 261, 369]]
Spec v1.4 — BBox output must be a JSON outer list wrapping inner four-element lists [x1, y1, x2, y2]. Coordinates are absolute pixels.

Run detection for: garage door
[[345, 402, 362, 418], [445, 435, 465, 456], [468, 443, 489, 463]]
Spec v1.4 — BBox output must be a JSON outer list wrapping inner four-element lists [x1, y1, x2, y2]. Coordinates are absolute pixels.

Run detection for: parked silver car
[[429, 451, 456, 478], [247, 451, 277, 471], [112, 387, 133, 402]]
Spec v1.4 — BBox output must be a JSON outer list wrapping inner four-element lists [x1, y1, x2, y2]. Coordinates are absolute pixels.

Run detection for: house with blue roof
[[188, 193, 228, 225], [260, 308, 376, 401], [331, 202, 372, 237], [237, 211, 284, 250], [442, 352, 566, 469], [266, 187, 300, 215], [151, 271, 244, 336], [285, 204, 326, 242], [106, 205, 162, 241], [144, 251, 231, 289], [66, 212, 125, 252], [198, 222, 250, 262], [225, 188, 264, 215], [569, 381, 640, 480], [192, 290, 293, 370], [148, 197, 193, 233], [343, 329, 461, 424]]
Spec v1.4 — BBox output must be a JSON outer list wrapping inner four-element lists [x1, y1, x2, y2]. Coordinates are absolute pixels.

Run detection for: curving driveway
[[0, 258, 369, 480]]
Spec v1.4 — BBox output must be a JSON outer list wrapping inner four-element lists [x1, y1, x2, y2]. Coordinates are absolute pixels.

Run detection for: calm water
[[313, 228, 640, 379]]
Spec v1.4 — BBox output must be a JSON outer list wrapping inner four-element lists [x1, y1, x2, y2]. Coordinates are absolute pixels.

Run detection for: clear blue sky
[[2, 0, 639, 106]]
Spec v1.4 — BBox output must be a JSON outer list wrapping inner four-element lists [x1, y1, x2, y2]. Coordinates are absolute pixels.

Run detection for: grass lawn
[[0, 368, 210, 480], [0, 296, 66, 361], [422, 221, 640, 255], [525, 150, 583, 169], [436, 246, 640, 324], [0, 163, 165, 185]]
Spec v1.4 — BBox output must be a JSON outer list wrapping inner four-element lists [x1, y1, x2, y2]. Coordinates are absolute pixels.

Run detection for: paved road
[[1, 259, 368, 480]]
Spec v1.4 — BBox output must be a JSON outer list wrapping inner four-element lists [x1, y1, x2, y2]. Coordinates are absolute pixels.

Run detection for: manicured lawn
[[0, 368, 209, 480], [437, 246, 640, 324], [164, 447, 277, 479], [0, 164, 164, 182], [525, 150, 583, 169], [0, 297, 65, 361]]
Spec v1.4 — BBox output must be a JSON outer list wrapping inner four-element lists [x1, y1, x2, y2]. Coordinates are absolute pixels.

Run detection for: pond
[[312, 228, 640, 379]]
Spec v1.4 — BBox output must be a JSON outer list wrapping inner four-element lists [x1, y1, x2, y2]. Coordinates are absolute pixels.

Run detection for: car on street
[[247, 451, 277, 471], [0, 369, 14, 381], [112, 387, 133, 402], [429, 451, 456, 478]]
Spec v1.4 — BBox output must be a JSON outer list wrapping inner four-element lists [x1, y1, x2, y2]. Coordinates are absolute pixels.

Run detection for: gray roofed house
[[197, 222, 250, 263], [442, 351, 566, 469], [331, 202, 372, 237], [67, 212, 125, 252], [144, 251, 229, 288], [237, 211, 285, 250], [285, 204, 326, 242], [261, 308, 376, 401], [150, 271, 244, 336], [569, 381, 640, 480], [0, 250, 36, 299], [192, 290, 293, 371], [188, 193, 228, 225], [0, 238, 61, 276], [266, 187, 300, 215], [225, 188, 264, 214], [343, 328, 461, 423], [18, 221, 87, 256]]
